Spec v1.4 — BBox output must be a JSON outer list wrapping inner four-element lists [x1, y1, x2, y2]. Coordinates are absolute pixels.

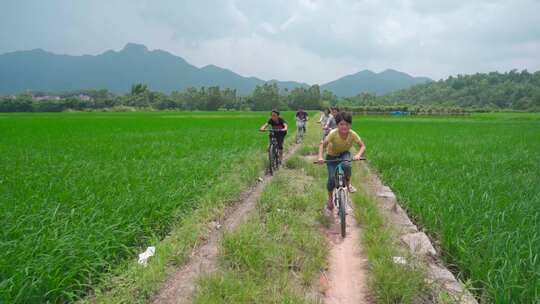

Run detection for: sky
[[1, 0, 539, 84]]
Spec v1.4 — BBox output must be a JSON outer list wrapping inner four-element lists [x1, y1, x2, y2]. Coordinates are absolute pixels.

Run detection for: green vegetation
[[354, 113, 540, 303], [343, 70, 540, 112], [2, 110, 538, 303], [193, 165, 328, 304], [88, 155, 264, 304], [0, 83, 327, 112], [0, 111, 295, 303], [193, 122, 327, 303]]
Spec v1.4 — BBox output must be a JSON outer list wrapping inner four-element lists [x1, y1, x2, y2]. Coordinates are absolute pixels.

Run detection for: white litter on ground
[[392, 256, 407, 265], [138, 246, 156, 267]]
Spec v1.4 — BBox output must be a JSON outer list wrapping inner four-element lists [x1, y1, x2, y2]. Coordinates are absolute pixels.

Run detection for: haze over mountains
[[0, 43, 431, 96]]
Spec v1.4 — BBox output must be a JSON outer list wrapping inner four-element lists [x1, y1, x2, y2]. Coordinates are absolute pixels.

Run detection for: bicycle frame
[[264, 129, 284, 175], [335, 162, 346, 187], [332, 163, 348, 206], [269, 130, 279, 146], [267, 129, 283, 152]]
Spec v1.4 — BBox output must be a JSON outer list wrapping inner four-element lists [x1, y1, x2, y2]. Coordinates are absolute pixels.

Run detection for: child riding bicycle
[[323, 107, 338, 138], [259, 109, 288, 159], [317, 111, 366, 211], [295, 106, 308, 133]]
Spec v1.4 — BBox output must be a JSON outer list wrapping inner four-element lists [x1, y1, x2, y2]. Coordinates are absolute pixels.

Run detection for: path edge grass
[[351, 164, 429, 303]]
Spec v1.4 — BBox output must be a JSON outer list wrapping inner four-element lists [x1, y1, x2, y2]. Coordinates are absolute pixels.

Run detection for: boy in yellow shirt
[[317, 111, 366, 211]]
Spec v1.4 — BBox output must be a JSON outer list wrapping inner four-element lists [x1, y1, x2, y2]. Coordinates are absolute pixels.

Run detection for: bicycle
[[315, 157, 365, 237], [296, 120, 306, 144], [262, 128, 285, 175]]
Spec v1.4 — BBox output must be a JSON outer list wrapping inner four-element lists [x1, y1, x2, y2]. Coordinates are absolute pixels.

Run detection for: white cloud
[[279, 15, 298, 31], [168, 34, 361, 84], [1, 0, 539, 83]]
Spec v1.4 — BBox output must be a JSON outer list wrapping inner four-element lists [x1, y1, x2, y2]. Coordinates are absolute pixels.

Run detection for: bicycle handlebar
[[312, 157, 366, 164], [260, 128, 286, 132]]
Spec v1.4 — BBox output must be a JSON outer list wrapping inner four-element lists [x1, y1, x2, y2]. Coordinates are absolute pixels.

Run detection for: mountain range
[[0, 43, 431, 96], [322, 69, 431, 96]]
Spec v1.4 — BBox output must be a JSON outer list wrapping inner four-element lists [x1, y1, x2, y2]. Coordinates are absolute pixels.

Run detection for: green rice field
[[2, 111, 538, 303], [354, 113, 540, 303], [0, 112, 294, 303]]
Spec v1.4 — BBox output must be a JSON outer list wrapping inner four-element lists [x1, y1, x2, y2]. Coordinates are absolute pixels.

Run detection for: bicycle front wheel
[[273, 146, 280, 170], [268, 145, 276, 175], [337, 188, 347, 237]]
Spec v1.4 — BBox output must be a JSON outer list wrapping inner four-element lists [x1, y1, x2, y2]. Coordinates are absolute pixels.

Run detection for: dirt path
[[298, 155, 373, 304], [300, 153, 372, 303], [151, 144, 299, 304], [320, 197, 372, 304]]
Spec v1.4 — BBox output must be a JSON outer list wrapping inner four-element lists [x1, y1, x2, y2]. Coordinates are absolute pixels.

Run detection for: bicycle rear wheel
[[338, 189, 347, 237]]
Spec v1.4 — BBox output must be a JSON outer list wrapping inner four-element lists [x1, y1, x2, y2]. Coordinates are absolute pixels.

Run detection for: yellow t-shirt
[[326, 129, 361, 156]]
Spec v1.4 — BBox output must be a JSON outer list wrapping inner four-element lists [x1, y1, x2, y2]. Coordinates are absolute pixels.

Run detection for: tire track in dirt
[[151, 144, 300, 304], [320, 196, 372, 304]]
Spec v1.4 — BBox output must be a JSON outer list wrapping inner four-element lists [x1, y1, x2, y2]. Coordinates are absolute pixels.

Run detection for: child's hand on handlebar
[[317, 157, 325, 165], [352, 154, 363, 161]]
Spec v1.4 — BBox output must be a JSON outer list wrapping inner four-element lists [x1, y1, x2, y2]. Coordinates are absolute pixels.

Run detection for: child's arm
[[318, 137, 329, 164], [353, 137, 366, 160]]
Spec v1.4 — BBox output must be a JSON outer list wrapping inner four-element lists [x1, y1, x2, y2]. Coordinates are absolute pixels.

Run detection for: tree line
[[375, 69, 540, 111], [0, 83, 330, 112], [1, 70, 539, 112]]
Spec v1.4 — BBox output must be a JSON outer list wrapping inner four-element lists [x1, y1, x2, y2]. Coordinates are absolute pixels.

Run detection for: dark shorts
[[326, 151, 352, 192]]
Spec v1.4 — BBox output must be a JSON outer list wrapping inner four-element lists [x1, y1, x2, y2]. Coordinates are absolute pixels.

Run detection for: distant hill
[[0, 43, 308, 95], [321, 69, 431, 97], [0, 43, 430, 96]]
